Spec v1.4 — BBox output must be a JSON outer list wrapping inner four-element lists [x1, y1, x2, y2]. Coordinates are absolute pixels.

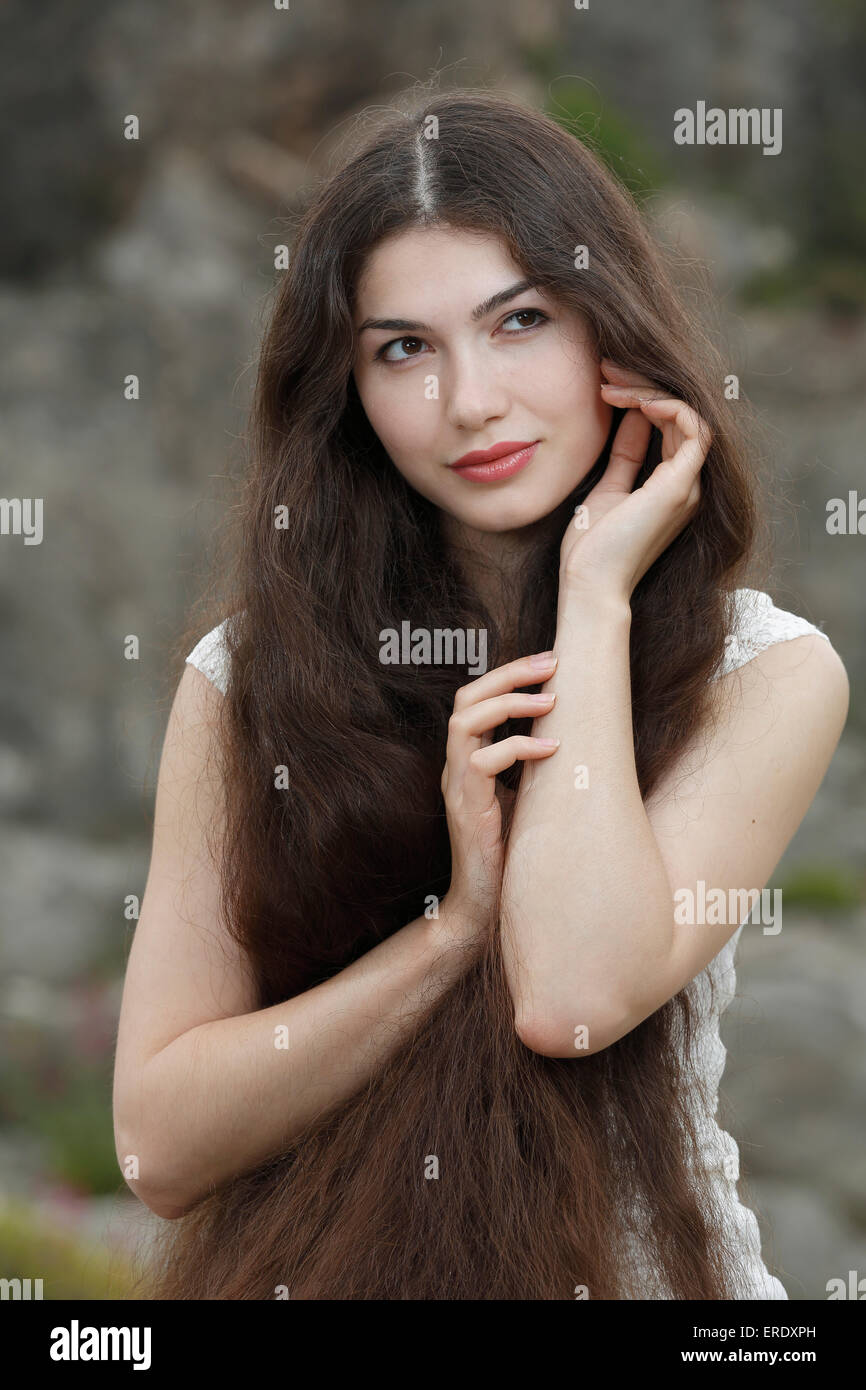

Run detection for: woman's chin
[[451, 491, 576, 534]]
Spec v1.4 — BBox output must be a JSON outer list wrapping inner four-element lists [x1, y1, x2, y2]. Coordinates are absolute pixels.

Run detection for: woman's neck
[[440, 513, 542, 641]]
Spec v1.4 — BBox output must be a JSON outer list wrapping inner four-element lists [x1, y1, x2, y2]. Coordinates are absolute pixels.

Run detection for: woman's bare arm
[[500, 592, 848, 1058], [113, 664, 475, 1220]]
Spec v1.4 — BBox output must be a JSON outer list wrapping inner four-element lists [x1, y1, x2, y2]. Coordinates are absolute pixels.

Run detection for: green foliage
[[741, 258, 866, 315], [778, 863, 864, 911], [521, 48, 669, 195], [28, 1076, 121, 1195], [0, 1198, 136, 1300], [1, 1029, 119, 1196]]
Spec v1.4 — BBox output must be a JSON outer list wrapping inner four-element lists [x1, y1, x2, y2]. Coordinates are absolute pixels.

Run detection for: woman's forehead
[[353, 229, 534, 328]]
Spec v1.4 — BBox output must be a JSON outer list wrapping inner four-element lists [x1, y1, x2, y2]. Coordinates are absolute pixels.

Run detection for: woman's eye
[[500, 308, 548, 333], [376, 336, 428, 363], [373, 310, 548, 365]]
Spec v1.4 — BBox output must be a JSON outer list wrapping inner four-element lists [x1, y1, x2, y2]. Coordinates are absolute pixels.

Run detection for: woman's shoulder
[[185, 615, 235, 696], [713, 587, 834, 683]]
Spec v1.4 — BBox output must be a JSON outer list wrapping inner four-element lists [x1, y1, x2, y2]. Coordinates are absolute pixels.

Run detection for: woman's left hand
[[559, 358, 712, 604]]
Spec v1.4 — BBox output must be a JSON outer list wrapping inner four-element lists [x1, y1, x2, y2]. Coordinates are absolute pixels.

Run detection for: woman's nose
[[443, 353, 511, 432]]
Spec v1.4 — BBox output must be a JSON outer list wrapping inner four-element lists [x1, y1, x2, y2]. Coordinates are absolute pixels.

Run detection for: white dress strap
[[715, 588, 832, 682], [185, 618, 231, 695]]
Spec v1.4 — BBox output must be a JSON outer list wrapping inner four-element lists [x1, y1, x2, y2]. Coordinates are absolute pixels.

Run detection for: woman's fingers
[[451, 653, 558, 712], [443, 673, 562, 816], [463, 734, 560, 788], [601, 383, 673, 407], [600, 357, 667, 391], [637, 396, 712, 478], [600, 360, 677, 432], [600, 383, 711, 482], [447, 690, 556, 751], [638, 395, 710, 444], [446, 729, 560, 829], [601, 404, 653, 491], [602, 385, 707, 446]]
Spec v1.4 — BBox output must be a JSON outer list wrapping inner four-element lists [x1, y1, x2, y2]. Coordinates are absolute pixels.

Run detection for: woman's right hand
[[438, 651, 561, 950]]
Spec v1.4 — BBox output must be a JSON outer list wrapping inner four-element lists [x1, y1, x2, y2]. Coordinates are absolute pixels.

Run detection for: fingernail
[[537, 738, 560, 747], [529, 651, 557, 667], [528, 691, 556, 703]]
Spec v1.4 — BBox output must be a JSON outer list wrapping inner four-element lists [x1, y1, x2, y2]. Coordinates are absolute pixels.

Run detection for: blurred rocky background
[[0, 0, 863, 1299]]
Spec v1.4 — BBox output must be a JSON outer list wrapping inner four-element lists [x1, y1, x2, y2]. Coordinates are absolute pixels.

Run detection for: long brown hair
[[149, 86, 773, 1299]]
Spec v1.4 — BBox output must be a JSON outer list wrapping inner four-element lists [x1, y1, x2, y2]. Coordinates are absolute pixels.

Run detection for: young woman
[[113, 89, 848, 1300]]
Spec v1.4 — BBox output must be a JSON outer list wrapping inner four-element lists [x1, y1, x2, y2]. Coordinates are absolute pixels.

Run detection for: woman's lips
[[448, 440, 539, 482]]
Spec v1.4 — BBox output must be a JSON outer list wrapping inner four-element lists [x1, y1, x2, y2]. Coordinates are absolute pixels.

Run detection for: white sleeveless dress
[[185, 587, 834, 1300]]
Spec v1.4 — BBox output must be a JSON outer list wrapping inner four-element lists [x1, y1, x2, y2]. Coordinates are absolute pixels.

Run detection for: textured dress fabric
[[185, 588, 833, 1299]]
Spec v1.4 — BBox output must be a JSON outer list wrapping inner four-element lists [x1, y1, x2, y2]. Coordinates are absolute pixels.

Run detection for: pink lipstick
[[448, 440, 539, 482]]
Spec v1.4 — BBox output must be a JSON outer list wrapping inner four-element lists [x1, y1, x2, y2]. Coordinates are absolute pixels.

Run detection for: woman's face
[[351, 225, 613, 536]]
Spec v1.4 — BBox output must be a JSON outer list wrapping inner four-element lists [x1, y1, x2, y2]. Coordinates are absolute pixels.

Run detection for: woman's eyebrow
[[470, 279, 539, 322], [356, 279, 538, 334]]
